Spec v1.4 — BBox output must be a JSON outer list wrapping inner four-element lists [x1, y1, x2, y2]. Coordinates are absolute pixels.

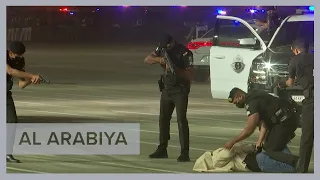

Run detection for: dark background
[[6, 6, 299, 45]]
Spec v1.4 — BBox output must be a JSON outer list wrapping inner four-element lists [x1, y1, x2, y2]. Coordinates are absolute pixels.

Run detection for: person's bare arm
[[7, 64, 33, 79], [256, 122, 267, 147], [230, 113, 260, 144], [7, 64, 41, 85], [18, 78, 32, 89], [144, 51, 164, 65]]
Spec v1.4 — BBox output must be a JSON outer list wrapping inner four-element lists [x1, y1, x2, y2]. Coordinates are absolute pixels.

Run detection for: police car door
[[209, 15, 266, 99]]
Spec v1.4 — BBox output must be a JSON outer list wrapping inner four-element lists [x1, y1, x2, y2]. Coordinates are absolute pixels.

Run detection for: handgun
[[39, 74, 50, 84]]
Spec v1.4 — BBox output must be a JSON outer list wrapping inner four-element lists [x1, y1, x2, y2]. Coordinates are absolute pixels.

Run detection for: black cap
[[228, 87, 241, 103], [8, 41, 26, 55], [158, 34, 173, 49]]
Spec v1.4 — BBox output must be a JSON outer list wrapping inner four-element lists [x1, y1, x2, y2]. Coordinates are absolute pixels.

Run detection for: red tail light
[[187, 41, 212, 50]]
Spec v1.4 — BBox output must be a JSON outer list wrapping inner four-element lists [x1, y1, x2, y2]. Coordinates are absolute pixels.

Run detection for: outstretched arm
[[144, 51, 165, 65], [7, 64, 40, 87]]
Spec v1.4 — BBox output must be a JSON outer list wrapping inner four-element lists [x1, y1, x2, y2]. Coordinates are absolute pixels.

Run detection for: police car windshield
[[201, 24, 261, 39], [269, 21, 314, 49]]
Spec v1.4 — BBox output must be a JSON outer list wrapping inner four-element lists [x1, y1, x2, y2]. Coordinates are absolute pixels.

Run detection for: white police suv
[[209, 8, 314, 104], [188, 20, 263, 82]]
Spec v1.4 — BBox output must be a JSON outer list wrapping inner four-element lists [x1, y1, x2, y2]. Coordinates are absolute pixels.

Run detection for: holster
[[158, 75, 164, 92]]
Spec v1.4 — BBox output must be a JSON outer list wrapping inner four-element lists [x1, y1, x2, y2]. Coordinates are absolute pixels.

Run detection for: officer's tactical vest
[[246, 91, 296, 126]]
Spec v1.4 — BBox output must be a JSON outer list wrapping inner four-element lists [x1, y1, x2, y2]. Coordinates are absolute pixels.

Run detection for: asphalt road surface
[[6, 43, 314, 173]]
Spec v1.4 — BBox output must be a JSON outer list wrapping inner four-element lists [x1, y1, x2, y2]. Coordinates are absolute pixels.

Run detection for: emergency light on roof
[[296, 8, 314, 14], [309, 6, 314, 11], [59, 8, 69, 12], [217, 10, 226, 15], [249, 9, 257, 13]]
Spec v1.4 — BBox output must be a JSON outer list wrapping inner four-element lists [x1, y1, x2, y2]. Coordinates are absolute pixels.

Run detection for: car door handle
[[213, 56, 225, 59]]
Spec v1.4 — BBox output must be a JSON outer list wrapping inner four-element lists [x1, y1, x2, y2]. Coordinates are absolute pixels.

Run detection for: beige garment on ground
[[193, 144, 256, 172]]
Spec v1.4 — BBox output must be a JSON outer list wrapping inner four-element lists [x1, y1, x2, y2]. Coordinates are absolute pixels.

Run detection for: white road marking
[[6, 167, 48, 174]]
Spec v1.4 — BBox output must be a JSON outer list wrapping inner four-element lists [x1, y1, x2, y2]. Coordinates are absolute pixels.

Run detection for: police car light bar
[[249, 9, 257, 14], [309, 6, 314, 11], [218, 10, 227, 15], [296, 8, 314, 14]]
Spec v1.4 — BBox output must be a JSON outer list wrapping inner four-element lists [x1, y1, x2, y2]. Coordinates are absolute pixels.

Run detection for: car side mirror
[[239, 38, 256, 46]]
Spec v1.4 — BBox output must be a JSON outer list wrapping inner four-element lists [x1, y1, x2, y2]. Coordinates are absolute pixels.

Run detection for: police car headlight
[[254, 62, 273, 71], [255, 75, 266, 80], [264, 62, 272, 70]]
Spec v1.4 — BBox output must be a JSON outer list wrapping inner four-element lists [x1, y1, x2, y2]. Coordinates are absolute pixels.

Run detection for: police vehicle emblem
[[231, 55, 245, 73]]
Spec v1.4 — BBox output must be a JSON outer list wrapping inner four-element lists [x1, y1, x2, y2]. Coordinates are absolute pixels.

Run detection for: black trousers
[[7, 93, 18, 155], [157, 87, 190, 155], [263, 121, 299, 167], [297, 98, 314, 173]]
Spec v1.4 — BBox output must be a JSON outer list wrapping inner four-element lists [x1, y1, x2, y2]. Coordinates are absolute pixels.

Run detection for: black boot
[[177, 152, 190, 162], [149, 149, 168, 159], [6, 155, 21, 163]]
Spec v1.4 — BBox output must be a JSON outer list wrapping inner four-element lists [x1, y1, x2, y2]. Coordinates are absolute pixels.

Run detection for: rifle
[[161, 48, 175, 75]]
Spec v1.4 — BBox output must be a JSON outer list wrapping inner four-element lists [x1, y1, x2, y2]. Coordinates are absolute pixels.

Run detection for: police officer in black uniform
[[224, 87, 300, 168], [280, 39, 314, 173], [255, 6, 281, 42], [144, 34, 194, 162], [6, 41, 42, 163]]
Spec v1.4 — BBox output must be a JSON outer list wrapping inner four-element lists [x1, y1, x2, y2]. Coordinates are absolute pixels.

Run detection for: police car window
[[270, 21, 314, 48], [215, 19, 260, 48], [202, 29, 215, 38]]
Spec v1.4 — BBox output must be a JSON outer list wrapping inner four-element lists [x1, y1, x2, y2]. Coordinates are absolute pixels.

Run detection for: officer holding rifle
[[144, 34, 194, 162]]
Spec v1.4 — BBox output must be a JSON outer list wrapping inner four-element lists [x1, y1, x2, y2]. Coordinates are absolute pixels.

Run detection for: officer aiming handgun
[[6, 41, 45, 163]]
